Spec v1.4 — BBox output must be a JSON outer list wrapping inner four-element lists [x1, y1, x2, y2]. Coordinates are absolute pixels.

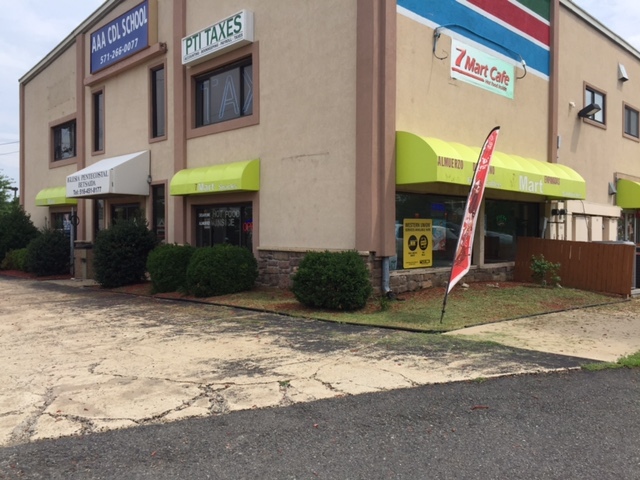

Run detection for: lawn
[[134, 281, 627, 333]]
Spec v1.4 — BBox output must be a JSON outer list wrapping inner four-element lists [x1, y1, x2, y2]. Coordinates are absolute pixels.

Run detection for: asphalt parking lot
[[0, 276, 609, 447]]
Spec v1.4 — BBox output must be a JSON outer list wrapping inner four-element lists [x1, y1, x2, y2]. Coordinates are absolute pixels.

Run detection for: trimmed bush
[[1, 248, 28, 271], [186, 244, 258, 297], [292, 250, 372, 311], [93, 219, 158, 288], [0, 204, 39, 261], [530, 254, 561, 287], [24, 228, 70, 276], [147, 243, 196, 293]]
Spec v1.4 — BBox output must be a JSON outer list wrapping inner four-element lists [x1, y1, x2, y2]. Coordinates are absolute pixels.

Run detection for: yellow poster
[[403, 219, 433, 269]]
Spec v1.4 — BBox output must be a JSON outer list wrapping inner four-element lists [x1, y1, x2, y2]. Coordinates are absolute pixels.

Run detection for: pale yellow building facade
[[19, 0, 640, 292]]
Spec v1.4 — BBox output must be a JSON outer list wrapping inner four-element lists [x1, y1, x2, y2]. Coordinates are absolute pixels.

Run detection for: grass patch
[[106, 280, 626, 333], [582, 351, 640, 371], [209, 281, 625, 332]]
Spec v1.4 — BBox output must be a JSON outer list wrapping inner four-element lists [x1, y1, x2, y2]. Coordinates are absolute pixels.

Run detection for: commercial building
[[19, 1, 640, 293]]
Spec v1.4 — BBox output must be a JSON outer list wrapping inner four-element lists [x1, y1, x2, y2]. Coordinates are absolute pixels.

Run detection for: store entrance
[[620, 212, 640, 289], [620, 211, 639, 243], [111, 203, 142, 224]]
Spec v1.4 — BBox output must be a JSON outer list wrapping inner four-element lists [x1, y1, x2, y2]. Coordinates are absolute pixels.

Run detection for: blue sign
[[90, 0, 149, 73]]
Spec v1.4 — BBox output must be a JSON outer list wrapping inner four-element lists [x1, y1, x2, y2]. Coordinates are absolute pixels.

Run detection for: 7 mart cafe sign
[[450, 39, 515, 99], [403, 219, 433, 269]]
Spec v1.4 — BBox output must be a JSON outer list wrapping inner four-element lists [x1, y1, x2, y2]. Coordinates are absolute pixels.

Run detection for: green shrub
[[186, 244, 258, 297], [0, 204, 39, 261], [1, 248, 28, 271], [292, 251, 372, 311], [93, 219, 158, 288], [530, 254, 561, 287], [147, 243, 196, 293], [24, 228, 70, 276]]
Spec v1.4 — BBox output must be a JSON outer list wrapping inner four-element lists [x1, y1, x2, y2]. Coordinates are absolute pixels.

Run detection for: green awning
[[170, 159, 260, 196], [35, 187, 78, 206], [396, 131, 586, 199], [616, 178, 640, 209]]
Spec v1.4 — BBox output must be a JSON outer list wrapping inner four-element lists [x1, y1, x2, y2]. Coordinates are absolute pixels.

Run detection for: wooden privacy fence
[[514, 237, 635, 297]]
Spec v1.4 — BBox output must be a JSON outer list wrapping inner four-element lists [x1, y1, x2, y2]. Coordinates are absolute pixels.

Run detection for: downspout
[[549, 0, 560, 164], [382, 256, 391, 295]]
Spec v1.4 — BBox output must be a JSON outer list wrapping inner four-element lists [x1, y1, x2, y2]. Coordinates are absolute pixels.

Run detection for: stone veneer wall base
[[257, 250, 513, 295]]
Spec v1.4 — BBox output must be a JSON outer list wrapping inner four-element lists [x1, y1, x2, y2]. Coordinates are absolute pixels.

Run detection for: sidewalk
[[446, 302, 640, 362]]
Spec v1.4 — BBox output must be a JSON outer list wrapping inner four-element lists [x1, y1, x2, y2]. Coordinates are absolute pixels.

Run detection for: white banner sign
[[182, 10, 254, 65]]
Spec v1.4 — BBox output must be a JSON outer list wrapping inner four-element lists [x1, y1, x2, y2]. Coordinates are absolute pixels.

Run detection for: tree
[[0, 204, 39, 262], [0, 171, 18, 216]]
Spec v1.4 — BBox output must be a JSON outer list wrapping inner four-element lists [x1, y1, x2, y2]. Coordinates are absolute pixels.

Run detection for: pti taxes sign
[[182, 10, 254, 65]]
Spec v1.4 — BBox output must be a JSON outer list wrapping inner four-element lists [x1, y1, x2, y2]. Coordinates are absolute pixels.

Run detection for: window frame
[[623, 102, 640, 141], [50, 210, 77, 242], [194, 58, 253, 128], [93, 199, 105, 238], [582, 82, 606, 128], [49, 114, 77, 167], [149, 63, 167, 142], [151, 182, 167, 242], [110, 202, 142, 225], [92, 87, 105, 155], [194, 203, 253, 250], [186, 42, 259, 140]]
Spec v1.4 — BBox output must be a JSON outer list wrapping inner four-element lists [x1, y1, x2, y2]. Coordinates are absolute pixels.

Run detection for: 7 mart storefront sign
[[450, 39, 515, 99]]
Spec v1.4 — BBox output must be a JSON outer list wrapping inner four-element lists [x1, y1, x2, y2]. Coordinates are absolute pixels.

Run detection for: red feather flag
[[441, 127, 500, 322]]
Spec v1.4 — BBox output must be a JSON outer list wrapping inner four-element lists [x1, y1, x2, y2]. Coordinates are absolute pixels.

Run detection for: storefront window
[[111, 203, 141, 224], [484, 200, 539, 263], [195, 204, 253, 250], [51, 212, 76, 240], [395, 193, 464, 269], [618, 212, 637, 243], [394, 193, 540, 269]]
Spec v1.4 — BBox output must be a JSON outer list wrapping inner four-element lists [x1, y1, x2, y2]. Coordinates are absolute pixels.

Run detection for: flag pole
[[440, 126, 500, 323]]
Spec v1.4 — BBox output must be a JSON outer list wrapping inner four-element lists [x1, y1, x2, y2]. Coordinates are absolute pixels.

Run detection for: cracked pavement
[[0, 277, 597, 447]]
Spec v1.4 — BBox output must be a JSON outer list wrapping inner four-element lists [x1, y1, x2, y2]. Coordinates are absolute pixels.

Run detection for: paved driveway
[[0, 277, 624, 447]]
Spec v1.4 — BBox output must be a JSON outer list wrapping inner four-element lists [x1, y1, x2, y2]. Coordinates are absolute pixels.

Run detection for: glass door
[[620, 212, 638, 243]]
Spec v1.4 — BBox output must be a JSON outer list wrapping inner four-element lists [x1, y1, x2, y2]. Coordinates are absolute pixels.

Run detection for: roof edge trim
[[19, 0, 123, 85]]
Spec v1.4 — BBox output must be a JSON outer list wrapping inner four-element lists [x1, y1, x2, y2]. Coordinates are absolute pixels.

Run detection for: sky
[[1, 0, 640, 192]]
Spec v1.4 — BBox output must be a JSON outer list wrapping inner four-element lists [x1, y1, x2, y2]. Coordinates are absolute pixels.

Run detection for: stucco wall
[[82, 0, 174, 187], [183, 0, 358, 250], [395, 13, 550, 164], [557, 6, 640, 208], [23, 45, 78, 227]]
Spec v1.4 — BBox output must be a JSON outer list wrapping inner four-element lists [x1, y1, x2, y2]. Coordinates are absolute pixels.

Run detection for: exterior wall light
[[618, 63, 629, 82], [578, 103, 601, 118]]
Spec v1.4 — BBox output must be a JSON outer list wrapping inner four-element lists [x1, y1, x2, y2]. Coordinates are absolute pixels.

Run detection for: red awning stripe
[[462, 0, 550, 47]]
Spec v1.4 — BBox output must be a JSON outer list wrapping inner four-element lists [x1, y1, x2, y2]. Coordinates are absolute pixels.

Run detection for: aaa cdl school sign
[[90, 0, 149, 73], [450, 39, 515, 99], [182, 10, 254, 65]]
